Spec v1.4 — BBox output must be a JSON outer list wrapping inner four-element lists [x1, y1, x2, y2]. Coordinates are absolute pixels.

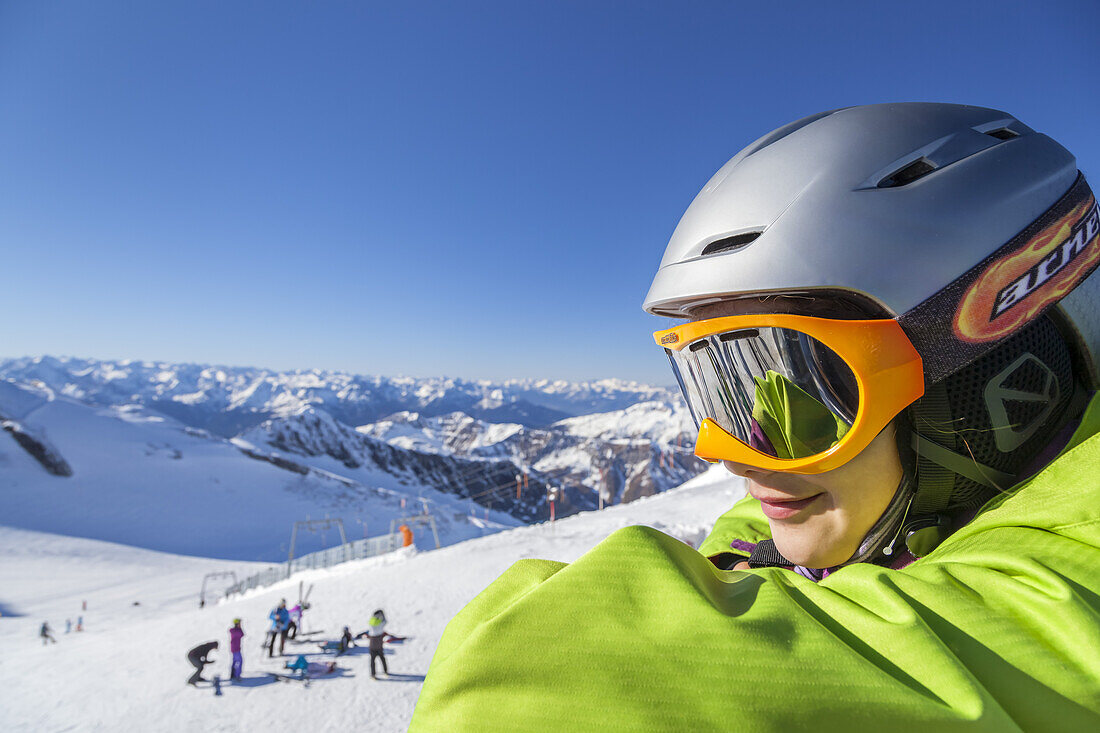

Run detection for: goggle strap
[[911, 433, 1015, 490], [909, 382, 957, 518]]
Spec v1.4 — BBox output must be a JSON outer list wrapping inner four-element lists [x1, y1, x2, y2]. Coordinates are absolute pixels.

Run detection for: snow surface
[[0, 380, 523, 561], [0, 465, 745, 732]]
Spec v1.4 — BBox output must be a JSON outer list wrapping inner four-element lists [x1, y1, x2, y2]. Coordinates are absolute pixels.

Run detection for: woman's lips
[[756, 492, 824, 520]]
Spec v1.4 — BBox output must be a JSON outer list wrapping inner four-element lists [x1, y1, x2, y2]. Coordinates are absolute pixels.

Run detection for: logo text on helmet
[[660, 333, 679, 345], [993, 203, 1100, 317], [953, 195, 1100, 344]]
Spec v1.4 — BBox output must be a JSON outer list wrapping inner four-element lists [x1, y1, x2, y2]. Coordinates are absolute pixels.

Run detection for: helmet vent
[[984, 127, 1019, 141], [877, 158, 937, 188], [700, 232, 761, 256]]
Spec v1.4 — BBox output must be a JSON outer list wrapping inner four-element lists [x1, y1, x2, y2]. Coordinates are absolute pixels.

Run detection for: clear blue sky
[[1, 1, 1096, 384]]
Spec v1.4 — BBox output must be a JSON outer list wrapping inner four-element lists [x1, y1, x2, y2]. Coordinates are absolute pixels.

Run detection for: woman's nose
[[723, 460, 760, 478], [723, 461, 779, 486]]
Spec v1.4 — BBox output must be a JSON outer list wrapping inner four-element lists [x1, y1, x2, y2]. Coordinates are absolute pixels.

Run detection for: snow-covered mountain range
[[0, 356, 672, 434], [0, 357, 705, 560]]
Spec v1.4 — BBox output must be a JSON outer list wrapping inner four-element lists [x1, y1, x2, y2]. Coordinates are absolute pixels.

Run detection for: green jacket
[[411, 397, 1100, 731]]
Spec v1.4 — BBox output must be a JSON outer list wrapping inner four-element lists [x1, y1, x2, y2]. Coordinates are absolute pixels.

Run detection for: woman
[[411, 103, 1100, 730]]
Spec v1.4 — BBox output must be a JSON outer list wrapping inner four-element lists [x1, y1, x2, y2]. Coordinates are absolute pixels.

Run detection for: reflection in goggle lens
[[666, 327, 858, 460]]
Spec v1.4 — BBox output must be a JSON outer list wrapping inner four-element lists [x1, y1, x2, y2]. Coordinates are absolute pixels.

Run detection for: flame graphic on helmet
[[954, 195, 1100, 343]]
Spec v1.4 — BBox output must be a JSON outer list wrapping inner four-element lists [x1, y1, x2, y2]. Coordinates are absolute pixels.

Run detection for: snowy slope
[[0, 466, 746, 732], [0, 380, 521, 561], [0, 527, 264, 623]]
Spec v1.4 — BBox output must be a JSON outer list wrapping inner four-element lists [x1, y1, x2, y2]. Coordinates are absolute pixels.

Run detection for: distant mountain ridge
[[0, 357, 706, 557], [0, 356, 675, 436]]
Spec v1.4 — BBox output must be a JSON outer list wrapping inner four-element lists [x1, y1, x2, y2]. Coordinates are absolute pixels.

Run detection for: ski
[[269, 672, 311, 686]]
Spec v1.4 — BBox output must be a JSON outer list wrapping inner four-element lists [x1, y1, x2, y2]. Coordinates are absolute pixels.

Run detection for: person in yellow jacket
[[412, 103, 1100, 731]]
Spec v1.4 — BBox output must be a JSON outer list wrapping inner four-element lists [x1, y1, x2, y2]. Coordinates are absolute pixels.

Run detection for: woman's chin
[[772, 529, 855, 569]]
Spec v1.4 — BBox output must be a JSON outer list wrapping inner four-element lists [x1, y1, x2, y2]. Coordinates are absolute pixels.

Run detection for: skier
[[281, 655, 336, 679], [288, 602, 303, 638], [64, 619, 71, 634], [281, 654, 308, 680], [359, 609, 390, 679], [287, 654, 308, 673], [307, 660, 338, 676], [319, 626, 354, 655], [340, 625, 353, 653], [410, 103, 1100, 730], [39, 621, 56, 645], [186, 641, 218, 686], [267, 599, 290, 657], [228, 618, 244, 681]]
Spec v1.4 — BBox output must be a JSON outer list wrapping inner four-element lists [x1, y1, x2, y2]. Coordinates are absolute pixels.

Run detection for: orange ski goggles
[[654, 314, 924, 474]]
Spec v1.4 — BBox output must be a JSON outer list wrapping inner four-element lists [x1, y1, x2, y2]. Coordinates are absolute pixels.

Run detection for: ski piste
[[1, 464, 741, 730]]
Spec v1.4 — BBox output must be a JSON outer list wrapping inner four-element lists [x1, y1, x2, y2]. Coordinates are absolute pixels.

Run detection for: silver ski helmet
[[646, 103, 1100, 547]]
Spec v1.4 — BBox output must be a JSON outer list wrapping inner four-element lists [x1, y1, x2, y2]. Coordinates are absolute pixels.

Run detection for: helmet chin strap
[[843, 392, 999, 566], [835, 415, 918, 568], [847, 378, 1041, 565], [844, 471, 915, 566], [858, 387, 972, 564]]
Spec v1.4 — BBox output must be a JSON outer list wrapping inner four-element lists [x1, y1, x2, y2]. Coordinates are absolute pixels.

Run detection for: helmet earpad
[[909, 315, 1075, 513]]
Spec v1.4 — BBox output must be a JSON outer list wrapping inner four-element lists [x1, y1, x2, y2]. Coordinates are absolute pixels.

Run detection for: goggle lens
[[666, 327, 860, 460]]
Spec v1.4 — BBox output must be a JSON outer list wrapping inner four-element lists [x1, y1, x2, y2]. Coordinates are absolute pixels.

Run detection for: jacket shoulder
[[697, 492, 771, 559]]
